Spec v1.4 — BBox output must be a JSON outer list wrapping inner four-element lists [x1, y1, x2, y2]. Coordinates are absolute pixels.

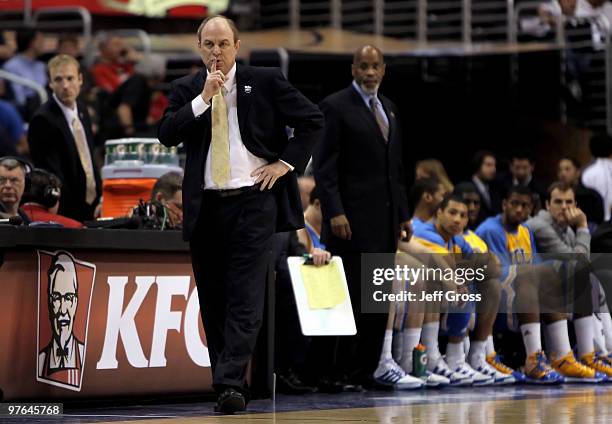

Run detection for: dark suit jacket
[[28, 98, 101, 222], [499, 173, 548, 212], [157, 65, 323, 241], [313, 85, 409, 253], [473, 177, 502, 226]]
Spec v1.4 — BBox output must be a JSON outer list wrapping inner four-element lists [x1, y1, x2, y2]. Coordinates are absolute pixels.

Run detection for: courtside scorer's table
[[0, 226, 274, 401]]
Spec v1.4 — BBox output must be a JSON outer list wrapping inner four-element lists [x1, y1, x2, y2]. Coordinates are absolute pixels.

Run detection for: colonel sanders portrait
[[38, 253, 85, 387]]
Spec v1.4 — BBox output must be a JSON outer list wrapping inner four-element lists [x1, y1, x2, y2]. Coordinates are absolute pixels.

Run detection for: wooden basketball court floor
[[5, 384, 612, 424]]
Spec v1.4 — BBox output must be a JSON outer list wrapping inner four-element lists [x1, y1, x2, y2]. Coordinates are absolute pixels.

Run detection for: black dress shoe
[[214, 388, 246, 415], [316, 377, 344, 393], [277, 369, 318, 394]]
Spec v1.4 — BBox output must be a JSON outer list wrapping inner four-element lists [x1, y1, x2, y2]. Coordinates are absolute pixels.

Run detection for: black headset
[[27, 168, 61, 208]]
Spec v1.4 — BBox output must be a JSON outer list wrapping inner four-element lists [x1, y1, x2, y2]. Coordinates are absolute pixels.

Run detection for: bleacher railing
[[511, 3, 611, 134], [0, 69, 48, 105], [265, 0, 515, 42]]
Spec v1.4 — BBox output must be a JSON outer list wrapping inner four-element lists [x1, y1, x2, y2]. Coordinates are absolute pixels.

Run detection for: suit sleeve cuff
[[279, 159, 294, 171], [191, 95, 210, 117]]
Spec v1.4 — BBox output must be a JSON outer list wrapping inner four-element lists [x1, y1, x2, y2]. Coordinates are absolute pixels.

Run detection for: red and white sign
[[0, 249, 213, 400]]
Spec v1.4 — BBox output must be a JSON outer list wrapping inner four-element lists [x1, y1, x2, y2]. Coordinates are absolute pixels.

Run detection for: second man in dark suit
[[313, 45, 411, 386], [28, 54, 101, 222]]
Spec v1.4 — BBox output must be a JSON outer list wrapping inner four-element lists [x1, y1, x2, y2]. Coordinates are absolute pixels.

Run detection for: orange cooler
[[101, 138, 183, 218]]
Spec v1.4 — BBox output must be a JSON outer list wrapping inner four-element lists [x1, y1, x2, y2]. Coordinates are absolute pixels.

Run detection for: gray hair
[[0, 157, 30, 174], [135, 54, 167, 79]]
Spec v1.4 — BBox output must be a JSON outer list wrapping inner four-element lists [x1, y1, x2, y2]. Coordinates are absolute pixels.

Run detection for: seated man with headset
[[20, 168, 83, 228]]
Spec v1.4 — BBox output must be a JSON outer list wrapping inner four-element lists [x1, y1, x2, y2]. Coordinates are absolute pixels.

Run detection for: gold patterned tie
[[71, 117, 97, 205], [211, 87, 230, 187]]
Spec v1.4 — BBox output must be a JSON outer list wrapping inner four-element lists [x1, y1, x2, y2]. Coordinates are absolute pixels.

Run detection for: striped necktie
[[369, 97, 389, 142], [71, 117, 97, 204]]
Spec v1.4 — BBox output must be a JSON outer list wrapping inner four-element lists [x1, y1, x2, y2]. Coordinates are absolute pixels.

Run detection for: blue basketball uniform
[[476, 215, 539, 331]]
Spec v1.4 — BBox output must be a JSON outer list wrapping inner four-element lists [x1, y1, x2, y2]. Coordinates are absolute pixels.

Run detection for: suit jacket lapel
[[49, 98, 77, 153], [349, 86, 387, 146], [236, 64, 253, 140]]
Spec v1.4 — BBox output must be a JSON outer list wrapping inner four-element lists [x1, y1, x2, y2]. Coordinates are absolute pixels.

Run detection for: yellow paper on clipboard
[[300, 261, 346, 309]]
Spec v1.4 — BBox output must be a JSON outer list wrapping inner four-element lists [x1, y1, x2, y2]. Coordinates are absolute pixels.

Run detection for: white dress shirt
[[351, 80, 389, 128], [53, 94, 95, 173], [191, 63, 282, 190]]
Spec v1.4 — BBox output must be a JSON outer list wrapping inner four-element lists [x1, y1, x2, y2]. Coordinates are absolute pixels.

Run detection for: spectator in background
[[582, 133, 612, 222], [500, 150, 548, 213], [471, 150, 501, 223], [0, 30, 16, 62], [0, 156, 30, 223], [557, 156, 604, 226], [104, 54, 167, 138], [0, 94, 27, 156], [28, 54, 101, 222], [415, 159, 454, 194], [57, 33, 81, 59], [20, 168, 83, 228], [151, 171, 183, 229], [2, 28, 47, 112], [539, 0, 612, 36], [90, 33, 136, 93]]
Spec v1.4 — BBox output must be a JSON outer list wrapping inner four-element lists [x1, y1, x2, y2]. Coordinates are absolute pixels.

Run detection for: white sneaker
[[429, 356, 473, 386], [447, 354, 494, 386], [374, 359, 424, 390], [469, 353, 516, 385], [421, 370, 450, 388]]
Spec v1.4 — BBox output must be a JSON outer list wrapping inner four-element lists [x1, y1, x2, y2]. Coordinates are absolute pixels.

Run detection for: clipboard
[[287, 256, 357, 336]]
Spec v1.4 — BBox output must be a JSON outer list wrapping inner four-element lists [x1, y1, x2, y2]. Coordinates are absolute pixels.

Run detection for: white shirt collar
[[352, 80, 378, 107], [53, 93, 79, 124], [206, 62, 237, 92]]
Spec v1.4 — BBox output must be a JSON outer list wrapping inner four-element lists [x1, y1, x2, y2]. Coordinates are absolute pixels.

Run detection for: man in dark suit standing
[[498, 151, 549, 214], [157, 16, 322, 414], [312, 45, 411, 386], [28, 55, 101, 222], [471, 150, 502, 225]]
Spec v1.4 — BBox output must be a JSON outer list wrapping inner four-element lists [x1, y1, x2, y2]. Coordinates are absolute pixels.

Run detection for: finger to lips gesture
[[251, 161, 290, 190], [202, 59, 226, 103]]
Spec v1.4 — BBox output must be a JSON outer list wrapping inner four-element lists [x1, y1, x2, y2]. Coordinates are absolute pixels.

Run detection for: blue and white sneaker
[[374, 359, 424, 390], [446, 355, 495, 386], [470, 353, 516, 385], [421, 370, 450, 388], [429, 357, 473, 386]]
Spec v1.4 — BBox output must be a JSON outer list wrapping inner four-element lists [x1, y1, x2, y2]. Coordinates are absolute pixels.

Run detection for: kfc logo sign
[[36, 251, 96, 392], [96, 275, 211, 370]]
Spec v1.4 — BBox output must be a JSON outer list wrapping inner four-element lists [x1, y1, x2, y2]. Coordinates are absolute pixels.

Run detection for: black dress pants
[[189, 188, 276, 395]]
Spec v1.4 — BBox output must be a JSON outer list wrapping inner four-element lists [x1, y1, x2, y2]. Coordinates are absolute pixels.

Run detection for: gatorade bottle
[[412, 343, 428, 377]]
